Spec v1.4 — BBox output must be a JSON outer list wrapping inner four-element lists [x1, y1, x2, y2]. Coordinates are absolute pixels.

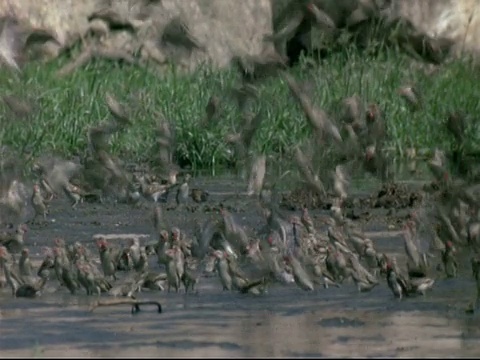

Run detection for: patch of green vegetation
[[1, 45, 480, 175]]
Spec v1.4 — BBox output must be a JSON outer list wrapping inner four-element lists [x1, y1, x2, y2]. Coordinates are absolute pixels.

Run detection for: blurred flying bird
[[0, 17, 24, 72], [247, 154, 267, 197], [161, 17, 205, 52], [397, 84, 422, 111], [105, 92, 131, 127], [283, 72, 342, 143]]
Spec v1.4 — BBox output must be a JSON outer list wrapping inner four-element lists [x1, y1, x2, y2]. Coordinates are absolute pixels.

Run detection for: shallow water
[[1, 272, 478, 357], [1, 174, 479, 358]]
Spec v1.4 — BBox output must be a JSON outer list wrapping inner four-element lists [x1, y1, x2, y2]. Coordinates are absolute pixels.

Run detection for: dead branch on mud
[[89, 298, 163, 314]]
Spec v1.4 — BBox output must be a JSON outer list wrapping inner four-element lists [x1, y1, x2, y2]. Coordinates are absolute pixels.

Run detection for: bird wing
[[88, 121, 120, 152], [268, 6, 304, 43], [0, 17, 23, 72], [105, 92, 131, 126]]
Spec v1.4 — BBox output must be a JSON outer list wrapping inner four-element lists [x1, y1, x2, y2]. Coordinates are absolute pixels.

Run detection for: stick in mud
[[89, 298, 163, 314]]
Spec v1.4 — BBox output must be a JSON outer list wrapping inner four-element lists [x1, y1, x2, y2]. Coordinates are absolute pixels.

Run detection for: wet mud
[[1, 177, 479, 358]]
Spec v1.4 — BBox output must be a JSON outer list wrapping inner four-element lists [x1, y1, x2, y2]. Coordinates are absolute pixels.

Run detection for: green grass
[[1, 45, 480, 175]]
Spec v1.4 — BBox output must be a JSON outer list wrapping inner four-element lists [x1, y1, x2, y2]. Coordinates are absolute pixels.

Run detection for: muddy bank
[[0, 177, 479, 357], [1, 274, 478, 357]]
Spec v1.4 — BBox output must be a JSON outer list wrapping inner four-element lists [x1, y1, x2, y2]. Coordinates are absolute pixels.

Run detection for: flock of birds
[[0, 11, 478, 316], [0, 174, 467, 306], [0, 190, 453, 300]]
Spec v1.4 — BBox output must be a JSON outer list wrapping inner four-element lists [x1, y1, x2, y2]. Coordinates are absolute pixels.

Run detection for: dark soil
[[281, 182, 425, 212]]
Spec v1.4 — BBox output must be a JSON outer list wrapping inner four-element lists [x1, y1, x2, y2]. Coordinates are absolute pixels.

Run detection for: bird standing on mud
[[214, 250, 233, 291], [284, 252, 314, 291], [155, 229, 171, 267], [176, 174, 191, 208], [1, 245, 48, 298], [441, 241, 458, 278], [96, 238, 119, 281], [349, 266, 379, 293], [152, 205, 165, 235], [37, 247, 55, 279], [386, 262, 409, 299], [19, 247, 33, 278], [247, 154, 267, 197], [181, 261, 199, 293], [63, 183, 85, 208], [0, 245, 22, 296], [164, 248, 182, 293], [53, 245, 79, 295], [0, 224, 28, 264], [31, 184, 48, 222]]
